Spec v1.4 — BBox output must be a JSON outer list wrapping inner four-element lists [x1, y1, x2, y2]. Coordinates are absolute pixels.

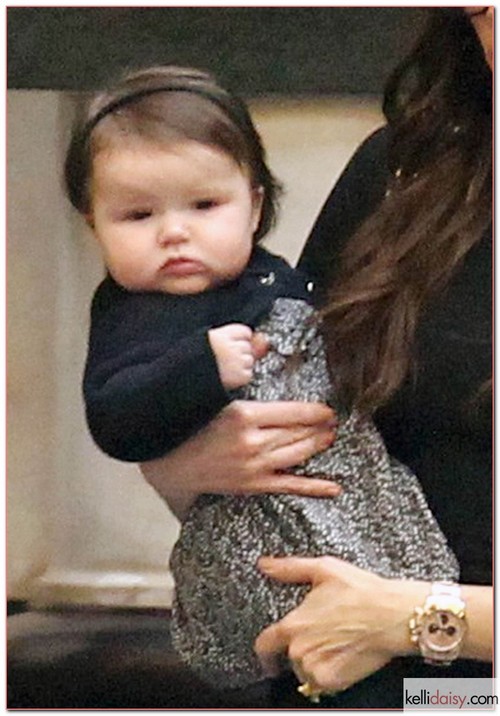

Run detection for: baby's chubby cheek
[[105, 253, 150, 291]]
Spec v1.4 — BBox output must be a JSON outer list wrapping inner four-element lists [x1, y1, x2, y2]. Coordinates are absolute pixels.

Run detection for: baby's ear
[[84, 213, 95, 230], [251, 186, 265, 231]]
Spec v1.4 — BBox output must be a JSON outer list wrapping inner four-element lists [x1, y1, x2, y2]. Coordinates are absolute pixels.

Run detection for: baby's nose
[[157, 213, 189, 245]]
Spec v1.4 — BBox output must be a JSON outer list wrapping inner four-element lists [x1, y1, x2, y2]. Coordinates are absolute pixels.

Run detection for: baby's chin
[[114, 275, 216, 295], [109, 266, 241, 295]]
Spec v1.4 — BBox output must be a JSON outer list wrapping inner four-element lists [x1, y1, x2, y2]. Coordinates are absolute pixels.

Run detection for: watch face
[[424, 610, 465, 652]]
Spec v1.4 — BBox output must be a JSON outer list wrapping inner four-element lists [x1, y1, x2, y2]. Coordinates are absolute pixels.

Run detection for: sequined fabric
[[170, 298, 459, 687]]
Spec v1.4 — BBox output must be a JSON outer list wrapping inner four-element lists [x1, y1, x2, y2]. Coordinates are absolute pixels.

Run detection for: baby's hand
[[209, 324, 258, 390]]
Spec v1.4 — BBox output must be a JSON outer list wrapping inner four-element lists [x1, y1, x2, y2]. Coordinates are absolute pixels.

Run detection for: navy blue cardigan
[[84, 247, 314, 462]]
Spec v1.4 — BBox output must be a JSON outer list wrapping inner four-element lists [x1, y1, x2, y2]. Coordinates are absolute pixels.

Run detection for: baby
[[65, 65, 458, 687]]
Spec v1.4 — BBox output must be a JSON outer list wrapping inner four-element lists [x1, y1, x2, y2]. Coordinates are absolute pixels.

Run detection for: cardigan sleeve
[[298, 126, 389, 302], [83, 289, 231, 463]]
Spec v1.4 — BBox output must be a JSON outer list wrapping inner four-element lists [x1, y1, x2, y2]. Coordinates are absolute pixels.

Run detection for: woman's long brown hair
[[322, 8, 492, 412]]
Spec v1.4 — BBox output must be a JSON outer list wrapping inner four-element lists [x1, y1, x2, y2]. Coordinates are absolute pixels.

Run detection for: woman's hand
[[255, 556, 426, 694], [141, 399, 338, 520]]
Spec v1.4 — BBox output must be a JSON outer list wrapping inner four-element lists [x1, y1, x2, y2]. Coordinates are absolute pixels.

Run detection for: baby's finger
[[229, 324, 254, 340], [240, 353, 255, 369], [251, 332, 270, 359]]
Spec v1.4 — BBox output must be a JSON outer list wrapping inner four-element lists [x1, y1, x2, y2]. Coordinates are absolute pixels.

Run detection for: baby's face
[[88, 138, 263, 294]]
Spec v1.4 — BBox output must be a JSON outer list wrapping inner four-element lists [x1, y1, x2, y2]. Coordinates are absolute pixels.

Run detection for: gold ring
[[297, 681, 322, 704]]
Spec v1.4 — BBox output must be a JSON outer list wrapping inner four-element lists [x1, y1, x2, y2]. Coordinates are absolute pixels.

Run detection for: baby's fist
[[209, 324, 256, 390]]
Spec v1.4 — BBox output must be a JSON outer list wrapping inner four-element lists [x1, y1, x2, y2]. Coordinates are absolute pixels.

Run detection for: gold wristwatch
[[409, 582, 467, 666]]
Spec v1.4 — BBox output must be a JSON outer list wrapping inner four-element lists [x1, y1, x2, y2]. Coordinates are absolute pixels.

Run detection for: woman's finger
[[333, 649, 391, 692], [254, 621, 290, 673], [265, 430, 335, 470], [227, 400, 335, 428], [257, 555, 334, 585], [262, 422, 336, 453], [306, 647, 391, 693], [235, 474, 341, 497], [256, 648, 283, 679]]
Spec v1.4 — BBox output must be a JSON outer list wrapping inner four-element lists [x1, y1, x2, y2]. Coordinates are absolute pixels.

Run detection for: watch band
[[409, 582, 467, 666]]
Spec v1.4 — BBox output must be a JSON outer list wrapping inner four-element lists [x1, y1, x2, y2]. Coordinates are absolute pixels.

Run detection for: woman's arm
[[255, 556, 493, 694], [141, 399, 339, 521]]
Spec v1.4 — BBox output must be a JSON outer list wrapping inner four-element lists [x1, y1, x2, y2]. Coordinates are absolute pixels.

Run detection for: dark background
[[8, 7, 428, 96]]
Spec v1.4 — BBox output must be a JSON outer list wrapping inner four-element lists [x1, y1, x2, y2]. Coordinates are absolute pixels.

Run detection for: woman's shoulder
[[298, 125, 391, 297], [329, 125, 391, 212], [343, 124, 389, 175]]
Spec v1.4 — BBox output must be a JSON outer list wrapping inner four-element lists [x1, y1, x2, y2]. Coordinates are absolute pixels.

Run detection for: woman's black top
[[259, 126, 493, 709], [299, 127, 492, 588]]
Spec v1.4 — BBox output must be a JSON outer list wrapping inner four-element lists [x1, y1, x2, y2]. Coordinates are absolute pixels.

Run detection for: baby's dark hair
[[64, 65, 282, 241]]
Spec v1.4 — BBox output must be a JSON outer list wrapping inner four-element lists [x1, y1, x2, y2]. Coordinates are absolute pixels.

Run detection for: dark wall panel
[[7, 7, 428, 96]]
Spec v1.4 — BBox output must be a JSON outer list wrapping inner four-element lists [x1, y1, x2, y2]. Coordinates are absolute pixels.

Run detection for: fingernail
[[321, 434, 334, 449], [328, 485, 342, 495], [258, 557, 277, 573], [311, 476, 341, 495]]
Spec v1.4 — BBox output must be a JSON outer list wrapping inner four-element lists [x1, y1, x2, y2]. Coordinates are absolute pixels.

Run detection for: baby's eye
[[194, 199, 219, 211], [124, 210, 152, 221]]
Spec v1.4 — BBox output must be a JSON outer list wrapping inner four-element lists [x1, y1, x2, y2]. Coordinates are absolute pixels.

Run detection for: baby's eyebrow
[[107, 184, 157, 199]]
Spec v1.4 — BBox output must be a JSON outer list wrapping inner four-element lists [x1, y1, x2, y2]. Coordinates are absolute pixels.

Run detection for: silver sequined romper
[[170, 298, 459, 687]]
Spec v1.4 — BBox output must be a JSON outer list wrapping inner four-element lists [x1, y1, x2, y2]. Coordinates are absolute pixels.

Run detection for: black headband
[[85, 84, 250, 137]]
